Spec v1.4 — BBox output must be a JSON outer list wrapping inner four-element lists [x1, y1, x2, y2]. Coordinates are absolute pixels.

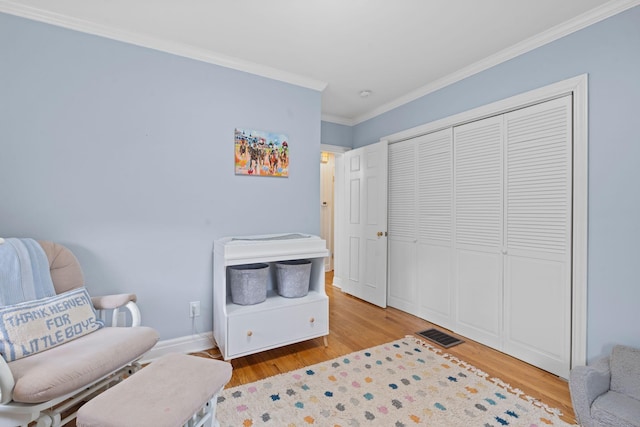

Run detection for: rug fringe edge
[[405, 334, 568, 419]]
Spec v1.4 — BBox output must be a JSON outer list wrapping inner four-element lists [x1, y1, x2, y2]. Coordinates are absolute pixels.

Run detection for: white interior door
[[388, 139, 418, 314], [502, 95, 573, 378], [416, 129, 454, 330], [387, 129, 455, 330], [453, 115, 504, 350], [452, 97, 573, 377], [342, 140, 388, 308]]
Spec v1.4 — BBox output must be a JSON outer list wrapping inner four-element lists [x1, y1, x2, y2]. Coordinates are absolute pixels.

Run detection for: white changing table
[[213, 233, 329, 360]]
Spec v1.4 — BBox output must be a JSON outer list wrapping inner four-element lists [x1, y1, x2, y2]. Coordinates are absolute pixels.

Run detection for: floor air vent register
[[416, 328, 464, 348]]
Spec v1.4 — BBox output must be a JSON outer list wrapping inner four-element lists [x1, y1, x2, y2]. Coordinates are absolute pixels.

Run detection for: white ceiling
[[1, 0, 634, 124]]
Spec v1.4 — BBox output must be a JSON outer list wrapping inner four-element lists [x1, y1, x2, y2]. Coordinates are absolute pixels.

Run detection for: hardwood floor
[[217, 272, 577, 424], [60, 272, 574, 427]]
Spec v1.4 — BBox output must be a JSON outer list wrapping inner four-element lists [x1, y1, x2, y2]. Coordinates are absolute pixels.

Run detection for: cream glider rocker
[[0, 241, 159, 427]]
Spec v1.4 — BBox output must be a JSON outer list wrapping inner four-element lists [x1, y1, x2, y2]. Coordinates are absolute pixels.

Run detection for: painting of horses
[[234, 128, 289, 177]]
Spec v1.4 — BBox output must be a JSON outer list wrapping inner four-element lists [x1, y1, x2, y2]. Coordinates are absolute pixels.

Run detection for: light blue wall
[[320, 121, 353, 148], [353, 6, 640, 362], [0, 13, 322, 340]]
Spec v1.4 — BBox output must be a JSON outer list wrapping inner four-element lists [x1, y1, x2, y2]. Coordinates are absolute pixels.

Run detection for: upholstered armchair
[[569, 344, 640, 427], [0, 239, 159, 427]]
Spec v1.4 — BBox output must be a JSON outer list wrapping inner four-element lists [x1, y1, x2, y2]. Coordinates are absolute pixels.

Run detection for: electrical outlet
[[189, 301, 201, 318]]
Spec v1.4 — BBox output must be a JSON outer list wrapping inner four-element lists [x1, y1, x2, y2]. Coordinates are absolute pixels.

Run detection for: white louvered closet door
[[453, 116, 504, 349], [388, 140, 418, 314], [503, 95, 572, 378], [416, 129, 454, 329], [386, 95, 573, 377]]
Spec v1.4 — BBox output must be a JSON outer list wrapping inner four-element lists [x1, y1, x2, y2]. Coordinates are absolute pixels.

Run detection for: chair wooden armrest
[[91, 294, 141, 327]]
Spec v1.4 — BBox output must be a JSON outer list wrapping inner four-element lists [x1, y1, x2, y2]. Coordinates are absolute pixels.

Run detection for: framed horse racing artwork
[[234, 128, 289, 177]]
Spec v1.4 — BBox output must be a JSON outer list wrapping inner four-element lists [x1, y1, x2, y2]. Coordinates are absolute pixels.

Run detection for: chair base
[[0, 363, 140, 427]]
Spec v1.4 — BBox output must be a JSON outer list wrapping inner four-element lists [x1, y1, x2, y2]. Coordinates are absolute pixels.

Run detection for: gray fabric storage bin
[[275, 259, 312, 298], [228, 263, 269, 305]]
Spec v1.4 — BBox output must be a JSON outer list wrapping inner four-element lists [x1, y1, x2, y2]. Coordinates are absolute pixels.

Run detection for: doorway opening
[[320, 151, 335, 272], [319, 144, 349, 284]]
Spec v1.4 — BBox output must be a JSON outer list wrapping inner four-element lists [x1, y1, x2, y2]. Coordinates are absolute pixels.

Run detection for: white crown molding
[[0, 1, 328, 92], [2, 0, 637, 124], [353, 0, 640, 125], [321, 114, 355, 126], [321, 114, 356, 126]]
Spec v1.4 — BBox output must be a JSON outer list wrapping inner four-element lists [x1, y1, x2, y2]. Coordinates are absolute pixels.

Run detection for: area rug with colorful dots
[[216, 336, 574, 426]]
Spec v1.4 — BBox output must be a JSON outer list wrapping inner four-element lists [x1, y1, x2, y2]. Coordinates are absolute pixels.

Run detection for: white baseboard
[[141, 331, 216, 363]]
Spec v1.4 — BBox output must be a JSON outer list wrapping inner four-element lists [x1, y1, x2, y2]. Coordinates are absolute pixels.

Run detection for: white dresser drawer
[[227, 298, 328, 357]]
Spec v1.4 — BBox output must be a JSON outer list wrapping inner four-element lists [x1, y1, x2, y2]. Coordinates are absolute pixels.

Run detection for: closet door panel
[[454, 117, 503, 250], [417, 129, 453, 243], [453, 116, 503, 349], [416, 129, 453, 327], [456, 249, 502, 347], [505, 255, 568, 373], [503, 95, 572, 378], [388, 140, 416, 238], [418, 243, 453, 329], [388, 239, 418, 314], [388, 140, 418, 313]]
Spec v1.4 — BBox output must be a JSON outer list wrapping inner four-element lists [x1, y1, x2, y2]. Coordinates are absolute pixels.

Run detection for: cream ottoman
[[77, 353, 232, 427]]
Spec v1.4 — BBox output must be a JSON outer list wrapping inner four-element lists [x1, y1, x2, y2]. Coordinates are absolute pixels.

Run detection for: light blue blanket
[[0, 238, 56, 306]]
